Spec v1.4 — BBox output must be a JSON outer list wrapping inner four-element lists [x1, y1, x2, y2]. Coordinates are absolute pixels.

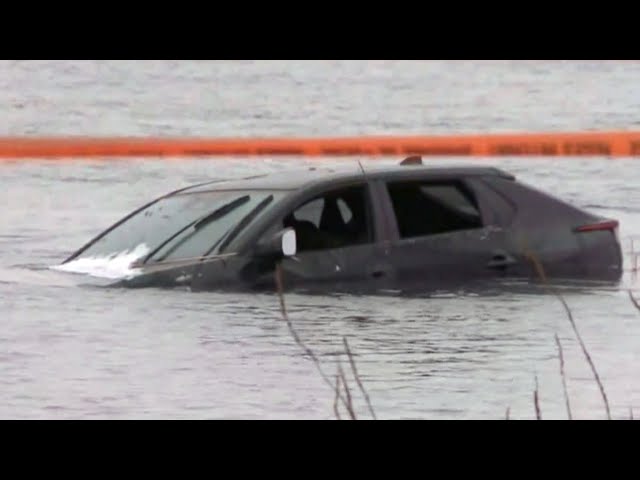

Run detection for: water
[[1, 60, 640, 419]]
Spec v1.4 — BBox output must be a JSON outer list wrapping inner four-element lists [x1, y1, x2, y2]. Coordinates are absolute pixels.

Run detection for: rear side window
[[481, 176, 589, 227], [386, 180, 483, 239], [472, 177, 518, 227]]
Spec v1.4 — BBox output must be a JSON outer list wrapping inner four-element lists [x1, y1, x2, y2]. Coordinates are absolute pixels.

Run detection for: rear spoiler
[[398, 156, 516, 180]]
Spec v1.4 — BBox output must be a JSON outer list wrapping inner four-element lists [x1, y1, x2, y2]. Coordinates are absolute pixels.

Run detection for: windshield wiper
[[140, 195, 251, 264], [204, 194, 274, 257], [193, 195, 250, 230]]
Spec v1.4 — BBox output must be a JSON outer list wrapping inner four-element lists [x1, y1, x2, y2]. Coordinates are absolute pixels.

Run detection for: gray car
[[60, 157, 623, 293]]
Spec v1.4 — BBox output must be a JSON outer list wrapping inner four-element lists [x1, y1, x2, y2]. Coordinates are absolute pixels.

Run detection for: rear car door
[[378, 174, 517, 288]]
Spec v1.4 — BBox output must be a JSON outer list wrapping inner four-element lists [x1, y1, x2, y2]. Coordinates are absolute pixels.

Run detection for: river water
[[1, 60, 639, 419]]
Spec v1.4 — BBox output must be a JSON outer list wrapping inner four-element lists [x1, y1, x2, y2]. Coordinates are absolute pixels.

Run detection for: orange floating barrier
[[1, 130, 640, 159]]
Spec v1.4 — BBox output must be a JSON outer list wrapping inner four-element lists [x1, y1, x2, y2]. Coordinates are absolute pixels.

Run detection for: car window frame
[[244, 178, 387, 255], [377, 174, 492, 243]]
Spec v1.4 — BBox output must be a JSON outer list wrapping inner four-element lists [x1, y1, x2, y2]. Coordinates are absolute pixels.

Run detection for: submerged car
[[59, 158, 623, 293]]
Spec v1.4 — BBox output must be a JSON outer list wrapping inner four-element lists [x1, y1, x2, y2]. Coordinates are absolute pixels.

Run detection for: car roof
[[174, 160, 515, 195]]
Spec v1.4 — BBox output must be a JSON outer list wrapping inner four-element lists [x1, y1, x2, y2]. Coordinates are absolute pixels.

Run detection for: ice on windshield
[[70, 190, 285, 264]]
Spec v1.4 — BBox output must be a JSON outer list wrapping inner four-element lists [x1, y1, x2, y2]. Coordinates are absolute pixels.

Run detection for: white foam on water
[[50, 243, 150, 280]]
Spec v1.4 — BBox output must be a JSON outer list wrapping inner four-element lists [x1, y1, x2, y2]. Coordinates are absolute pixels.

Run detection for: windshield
[[69, 189, 286, 264]]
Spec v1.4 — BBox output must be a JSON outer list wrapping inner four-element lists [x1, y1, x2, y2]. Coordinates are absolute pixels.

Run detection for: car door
[[243, 181, 395, 293], [377, 175, 516, 289]]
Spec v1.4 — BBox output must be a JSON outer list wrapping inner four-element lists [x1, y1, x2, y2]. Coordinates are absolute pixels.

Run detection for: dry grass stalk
[[338, 361, 357, 420], [525, 251, 611, 420], [274, 263, 376, 420], [629, 291, 640, 313], [505, 407, 510, 420], [555, 333, 573, 420], [630, 407, 634, 420], [333, 371, 342, 420], [274, 263, 354, 417], [534, 375, 542, 420], [343, 337, 377, 420]]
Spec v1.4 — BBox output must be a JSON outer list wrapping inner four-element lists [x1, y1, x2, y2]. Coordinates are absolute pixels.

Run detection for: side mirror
[[255, 227, 297, 258]]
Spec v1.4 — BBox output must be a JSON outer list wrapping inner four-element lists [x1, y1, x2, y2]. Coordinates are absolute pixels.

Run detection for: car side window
[[291, 197, 324, 227], [282, 185, 372, 252], [386, 179, 483, 239]]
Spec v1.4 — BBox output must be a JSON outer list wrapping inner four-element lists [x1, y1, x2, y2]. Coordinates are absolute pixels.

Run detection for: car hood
[[113, 253, 240, 289]]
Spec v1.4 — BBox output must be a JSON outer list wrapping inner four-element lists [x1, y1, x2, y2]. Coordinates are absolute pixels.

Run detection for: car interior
[[279, 180, 484, 253], [282, 185, 371, 252], [386, 180, 483, 238]]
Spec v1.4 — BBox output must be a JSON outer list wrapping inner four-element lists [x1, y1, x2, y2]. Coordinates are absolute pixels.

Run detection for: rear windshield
[[72, 189, 286, 263]]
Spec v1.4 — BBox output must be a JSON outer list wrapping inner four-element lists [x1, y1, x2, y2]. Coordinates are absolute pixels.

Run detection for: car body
[[59, 158, 623, 293]]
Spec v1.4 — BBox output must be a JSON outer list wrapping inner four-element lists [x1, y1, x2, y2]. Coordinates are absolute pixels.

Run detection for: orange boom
[[1, 130, 640, 159]]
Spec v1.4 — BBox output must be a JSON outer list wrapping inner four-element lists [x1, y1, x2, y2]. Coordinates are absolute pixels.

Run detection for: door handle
[[487, 251, 516, 270]]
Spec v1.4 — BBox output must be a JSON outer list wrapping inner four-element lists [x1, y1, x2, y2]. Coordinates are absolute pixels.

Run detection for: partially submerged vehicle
[[59, 158, 623, 293]]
